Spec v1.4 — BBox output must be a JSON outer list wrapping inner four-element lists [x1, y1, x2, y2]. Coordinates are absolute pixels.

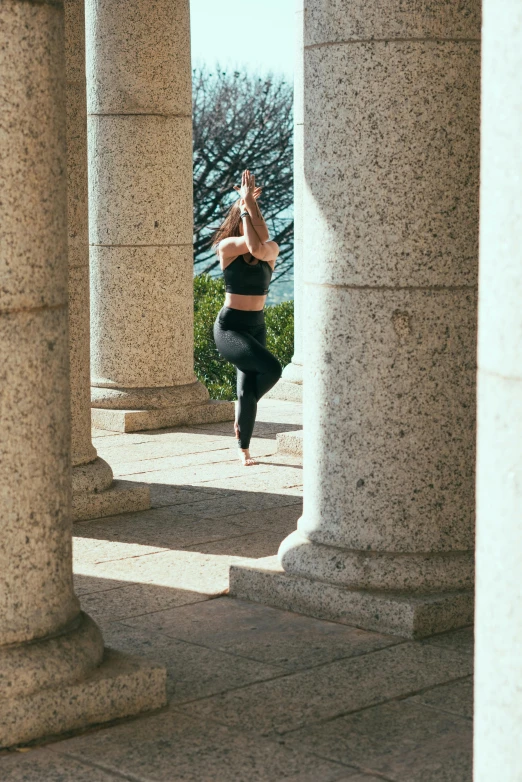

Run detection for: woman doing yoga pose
[[213, 169, 282, 466]]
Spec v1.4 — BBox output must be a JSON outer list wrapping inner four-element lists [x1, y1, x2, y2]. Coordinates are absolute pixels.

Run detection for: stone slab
[[79, 582, 209, 624], [95, 439, 230, 466], [72, 479, 150, 522], [265, 379, 303, 403], [255, 397, 303, 427], [229, 559, 474, 639], [47, 710, 348, 782], [277, 429, 303, 455], [287, 699, 472, 782], [91, 400, 235, 433], [101, 622, 285, 703], [76, 548, 249, 597], [122, 596, 399, 671], [0, 649, 166, 749], [180, 641, 472, 736], [72, 502, 300, 554], [423, 626, 474, 656], [0, 748, 122, 781], [148, 485, 231, 509], [408, 678, 473, 720], [182, 528, 300, 560]]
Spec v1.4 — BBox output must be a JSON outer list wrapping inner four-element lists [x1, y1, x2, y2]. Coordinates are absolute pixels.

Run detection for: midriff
[[224, 292, 267, 311]]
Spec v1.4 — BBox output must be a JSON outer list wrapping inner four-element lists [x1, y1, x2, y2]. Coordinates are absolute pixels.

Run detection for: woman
[[213, 169, 282, 466]]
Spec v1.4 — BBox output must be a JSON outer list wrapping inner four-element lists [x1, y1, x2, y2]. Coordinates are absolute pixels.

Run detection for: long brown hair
[[211, 200, 242, 250]]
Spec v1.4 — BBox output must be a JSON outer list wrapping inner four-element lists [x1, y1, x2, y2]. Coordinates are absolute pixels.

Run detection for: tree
[[192, 66, 294, 282]]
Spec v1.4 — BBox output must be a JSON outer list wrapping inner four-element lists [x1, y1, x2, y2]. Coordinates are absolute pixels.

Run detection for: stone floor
[[1, 399, 474, 781]]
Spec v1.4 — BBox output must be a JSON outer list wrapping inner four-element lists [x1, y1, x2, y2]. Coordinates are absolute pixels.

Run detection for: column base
[[72, 456, 151, 521], [276, 429, 303, 455], [91, 399, 235, 434], [1, 647, 166, 749], [266, 360, 303, 402], [73, 480, 151, 522], [229, 557, 474, 639]]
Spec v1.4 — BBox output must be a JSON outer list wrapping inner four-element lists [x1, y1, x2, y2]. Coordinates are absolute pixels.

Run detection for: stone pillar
[[0, 0, 165, 748], [65, 0, 150, 519], [474, 1, 522, 776], [231, 0, 480, 639], [270, 0, 304, 404], [86, 0, 234, 433]]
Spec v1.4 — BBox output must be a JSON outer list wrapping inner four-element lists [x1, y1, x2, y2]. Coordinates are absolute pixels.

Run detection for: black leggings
[[213, 307, 282, 449]]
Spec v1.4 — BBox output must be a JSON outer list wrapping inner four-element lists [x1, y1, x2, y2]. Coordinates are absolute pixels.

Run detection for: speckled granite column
[[230, 0, 480, 638], [474, 1, 522, 776], [0, 0, 165, 747], [65, 0, 150, 519], [86, 0, 234, 433], [270, 0, 304, 406]]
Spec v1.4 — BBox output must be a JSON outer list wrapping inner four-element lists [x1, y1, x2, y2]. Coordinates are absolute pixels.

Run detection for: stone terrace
[[0, 400, 473, 782]]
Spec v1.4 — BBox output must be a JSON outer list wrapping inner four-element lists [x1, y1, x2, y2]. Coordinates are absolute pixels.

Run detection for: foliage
[[192, 66, 294, 281], [194, 274, 294, 401]]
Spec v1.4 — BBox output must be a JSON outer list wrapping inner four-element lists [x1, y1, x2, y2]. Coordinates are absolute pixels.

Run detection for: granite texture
[[279, 530, 473, 592], [409, 677, 473, 719], [86, 0, 217, 431], [122, 596, 399, 671], [424, 625, 474, 655], [277, 429, 303, 455], [0, 750, 124, 782], [303, 42, 480, 287], [92, 380, 208, 411], [91, 400, 235, 433], [0, 613, 103, 700], [47, 710, 347, 782], [85, 0, 191, 115], [0, 649, 166, 749], [71, 455, 113, 495], [0, 308, 78, 646], [304, 0, 481, 46], [0, 0, 165, 749], [79, 583, 209, 623], [266, 376, 303, 402], [65, 0, 147, 520], [181, 641, 472, 736], [229, 559, 474, 638], [288, 698, 472, 781], [88, 115, 193, 246], [0, 0, 68, 313], [297, 287, 476, 556], [68, 266, 98, 468], [72, 479, 151, 522], [101, 622, 285, 703]]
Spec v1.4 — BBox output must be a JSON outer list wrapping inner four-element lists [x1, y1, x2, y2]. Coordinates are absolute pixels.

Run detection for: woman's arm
[[240, 211, 264, 256], [244, 193, 270, 243], [234, 170, 270, 242]]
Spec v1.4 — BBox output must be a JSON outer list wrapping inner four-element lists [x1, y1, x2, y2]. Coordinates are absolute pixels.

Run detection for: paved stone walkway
[[1, 400, 473, 781]]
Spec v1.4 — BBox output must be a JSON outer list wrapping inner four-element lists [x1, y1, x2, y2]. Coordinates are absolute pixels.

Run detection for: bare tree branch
[[192, 66, 294, 286]]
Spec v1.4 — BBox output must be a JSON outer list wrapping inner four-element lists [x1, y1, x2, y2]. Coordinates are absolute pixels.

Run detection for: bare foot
[[238, 447, 257, 466], [234, 421, 240, 440]]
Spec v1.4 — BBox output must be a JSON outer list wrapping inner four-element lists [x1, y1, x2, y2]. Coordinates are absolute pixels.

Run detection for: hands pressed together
[[233, 169, 262, 212]]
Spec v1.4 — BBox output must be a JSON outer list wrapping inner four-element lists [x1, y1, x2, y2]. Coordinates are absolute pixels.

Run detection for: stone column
[[231, 0, 480, 639], [65, 0, 149, 519], [474, 0, 522, 776], [0, 0, 164, 748], [270, 0, 304, 405], [86, 0, 234, 433]]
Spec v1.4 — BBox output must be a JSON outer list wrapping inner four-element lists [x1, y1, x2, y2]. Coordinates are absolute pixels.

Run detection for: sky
[[190, 0, 295, 80]]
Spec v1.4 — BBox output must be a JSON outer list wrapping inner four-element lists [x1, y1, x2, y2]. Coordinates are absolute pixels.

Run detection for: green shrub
[[194, 274, 294, 401]]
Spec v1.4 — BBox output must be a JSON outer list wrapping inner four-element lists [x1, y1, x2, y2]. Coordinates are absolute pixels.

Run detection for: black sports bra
[[221, 252, 273, 296]]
